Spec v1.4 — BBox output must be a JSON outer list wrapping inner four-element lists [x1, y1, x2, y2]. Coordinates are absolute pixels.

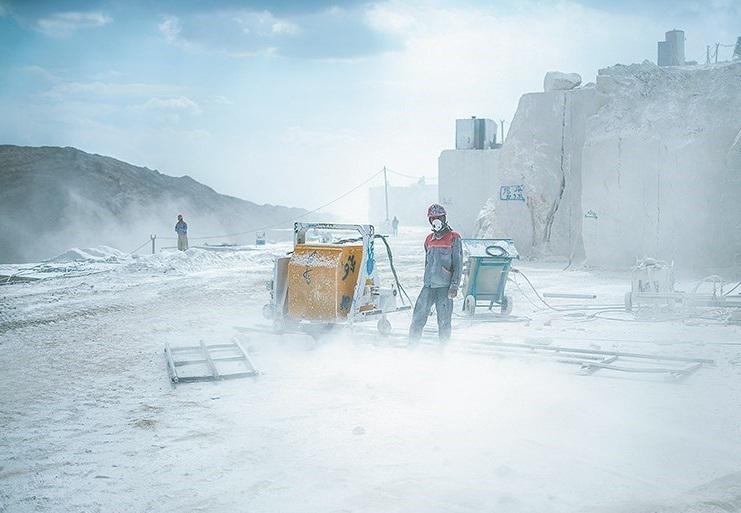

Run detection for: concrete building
[[438, 118, 500, 236], [455, 117, 497, 150], [658, 29, 685, 66], [368, 178, 437, 227]]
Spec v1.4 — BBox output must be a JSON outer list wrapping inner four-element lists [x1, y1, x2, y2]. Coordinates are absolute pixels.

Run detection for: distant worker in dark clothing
[[392, 216, 400, 236], [175, 214, 188, 251], [409, 204, 462, 342]]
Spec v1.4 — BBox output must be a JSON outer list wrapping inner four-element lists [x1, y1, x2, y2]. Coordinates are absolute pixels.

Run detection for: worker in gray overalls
[[175, 214, 189, 251], [409, 204, 463, 342]]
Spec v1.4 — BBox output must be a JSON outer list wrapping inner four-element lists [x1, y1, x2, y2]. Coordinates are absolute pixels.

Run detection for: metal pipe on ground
[[543, 292, 597, 300]]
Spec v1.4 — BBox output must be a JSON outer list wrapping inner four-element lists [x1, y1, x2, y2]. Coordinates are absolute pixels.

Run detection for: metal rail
[[484, 341, 714, 364]]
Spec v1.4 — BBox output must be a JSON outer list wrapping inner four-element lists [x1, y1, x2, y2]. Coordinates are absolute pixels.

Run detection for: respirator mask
[[431, 219, 444, 232]]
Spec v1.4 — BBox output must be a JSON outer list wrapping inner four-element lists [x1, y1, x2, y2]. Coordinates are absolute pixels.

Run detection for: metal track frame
[[164, 339, 258, 384]]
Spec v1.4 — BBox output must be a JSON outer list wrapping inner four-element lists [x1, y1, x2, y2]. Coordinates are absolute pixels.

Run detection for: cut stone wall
[[476, 61, 741, 269], [476, 85, 604, 260], [582, 62, 741, 268]]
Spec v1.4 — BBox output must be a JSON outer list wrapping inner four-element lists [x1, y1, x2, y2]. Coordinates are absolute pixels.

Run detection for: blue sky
[[1, 0, 739, 213]]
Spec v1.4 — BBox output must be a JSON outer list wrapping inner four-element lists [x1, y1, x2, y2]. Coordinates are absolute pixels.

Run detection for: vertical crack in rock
[[543, 93, 569, 244], [617, 137, 622, 187]]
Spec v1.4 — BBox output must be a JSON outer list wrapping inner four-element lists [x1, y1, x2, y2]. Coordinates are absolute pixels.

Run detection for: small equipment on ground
[[255, 232, 266, 246], [263, 222, 410, 335], [624, 258, 678, 312], [164, 339, 258, 384], [625, 259, 741, 319], [461, 238, 519, 316]]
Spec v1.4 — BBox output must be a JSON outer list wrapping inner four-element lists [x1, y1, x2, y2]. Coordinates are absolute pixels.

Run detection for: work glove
[[448, 287, 458, 299]]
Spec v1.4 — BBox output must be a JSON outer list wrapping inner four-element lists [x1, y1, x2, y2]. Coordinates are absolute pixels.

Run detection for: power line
[[170, 168, 386, 241], [385, 167, 436, 181]]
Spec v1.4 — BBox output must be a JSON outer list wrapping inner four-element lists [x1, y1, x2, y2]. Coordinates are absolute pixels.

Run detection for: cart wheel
[[624, 292, 633, 312], [377, 317, 392, 336], [500, 295, 513, 315], [464, 295, 476, 316], [262, 303, 274, 320]]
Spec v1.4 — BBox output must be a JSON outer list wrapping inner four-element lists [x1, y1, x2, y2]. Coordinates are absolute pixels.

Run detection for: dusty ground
[[2, 227, 741, 513]]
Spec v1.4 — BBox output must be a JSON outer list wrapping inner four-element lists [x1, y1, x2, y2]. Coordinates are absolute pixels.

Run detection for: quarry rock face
[[728, 130, 741, 171], [476, 85, 605, 260], [477, 61, 741, 268], [582, 62, 741, 267], [543, 71, 582, 92]]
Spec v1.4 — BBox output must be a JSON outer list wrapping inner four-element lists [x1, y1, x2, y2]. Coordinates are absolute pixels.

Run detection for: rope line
[[127, 239, 152, 255], [386, 167, 436, 181], [160, 168, 386, 241]]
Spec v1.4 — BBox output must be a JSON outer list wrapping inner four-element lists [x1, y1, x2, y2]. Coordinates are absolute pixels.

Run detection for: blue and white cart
[[461, 238, 519, 316]]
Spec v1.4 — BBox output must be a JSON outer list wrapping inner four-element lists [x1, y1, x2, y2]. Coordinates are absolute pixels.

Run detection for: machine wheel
[[272, 318, 286, 334], [500, 295, 513, 315], [624, 292, 633, 312], [464, 295, 476, 316], [377, 317, 392, 336], [262, 303, 274, 320]]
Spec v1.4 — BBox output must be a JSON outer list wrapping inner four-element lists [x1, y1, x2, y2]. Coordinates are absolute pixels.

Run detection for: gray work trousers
[[177, 233, 189, 251], [409, 286, 453, 341]]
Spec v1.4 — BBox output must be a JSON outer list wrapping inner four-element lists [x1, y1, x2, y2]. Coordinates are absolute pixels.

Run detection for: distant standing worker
[[409, 204, 462, 342], [392, 216, 400, 236], [175, 214, 189, 251]]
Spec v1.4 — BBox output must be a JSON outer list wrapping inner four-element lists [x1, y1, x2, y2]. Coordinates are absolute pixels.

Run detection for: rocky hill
[[0, 145, 309, 262]]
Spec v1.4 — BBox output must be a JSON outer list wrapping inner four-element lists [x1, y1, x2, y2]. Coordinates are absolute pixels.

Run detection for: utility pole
[[706, 45, 711, 65], [715, 42, 720, 64], [383, 166, 390, 222], [150, 234, 157, 254], [499, 119, 506, 145]]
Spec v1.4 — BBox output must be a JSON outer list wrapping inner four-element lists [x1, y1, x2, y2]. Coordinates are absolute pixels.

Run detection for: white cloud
[[156, 7, 393, 59], [159, 12, 263, 55], [21, 65, 60, 82], [158, 12, 285, 56], [271, 20, 299, 35], [203, 95, 233, 106], [365, 4, 415, 34], [47, 81, 181, 98], [35, 11, 112, 37], [138, 96, 202, 115], [158, 15, 183, 46], [367, 1, 663, 125], [90, 69, 124, 81]]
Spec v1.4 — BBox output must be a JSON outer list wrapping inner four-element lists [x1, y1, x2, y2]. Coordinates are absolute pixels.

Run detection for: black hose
[[308, 233, 412, 305], [333, 237, 363, 245], [374, 234, 413, 306], [485, 245, 509, 257], [509, 268, 561, 311]]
